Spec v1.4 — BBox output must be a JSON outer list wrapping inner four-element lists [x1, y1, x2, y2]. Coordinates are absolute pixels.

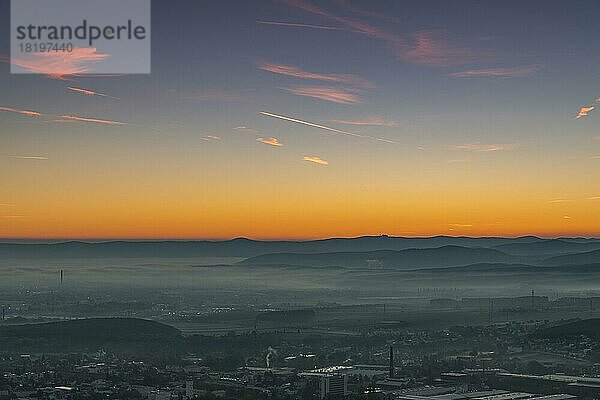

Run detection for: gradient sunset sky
[[0, 0, 598, 239]]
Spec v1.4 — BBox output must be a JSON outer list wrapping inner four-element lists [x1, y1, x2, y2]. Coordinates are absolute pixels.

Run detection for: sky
[[0, 0, 599, 239]]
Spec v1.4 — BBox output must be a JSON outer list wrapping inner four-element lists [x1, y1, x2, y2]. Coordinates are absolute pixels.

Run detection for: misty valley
[[0, 237, 599, 399]]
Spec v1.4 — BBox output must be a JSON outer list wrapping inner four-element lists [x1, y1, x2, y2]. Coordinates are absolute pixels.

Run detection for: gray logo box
[[11, 0, 151, 75]]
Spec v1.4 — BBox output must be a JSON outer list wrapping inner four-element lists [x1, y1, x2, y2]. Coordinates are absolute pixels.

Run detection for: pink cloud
[[258, 62, 375, 88], [60, 115, 127, 125], [576, 106, 595, 119], [282, 86, 361, 104], [400, 31, 493, 67], [281, 0, 404, 45], [6, 47, 110, 79], [448, 65, 541, 78], [256, 137, 284, 147], [0, 106, 42, 117], [281, 1, 492, 67]]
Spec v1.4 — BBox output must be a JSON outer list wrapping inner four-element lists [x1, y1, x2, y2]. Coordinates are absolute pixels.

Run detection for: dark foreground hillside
[[0, 318, 183, 357], [535, 318, 600, 338]]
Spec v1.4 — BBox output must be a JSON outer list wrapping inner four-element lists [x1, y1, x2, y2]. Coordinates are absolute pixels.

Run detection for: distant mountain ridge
[[493, 239, 600, 256], [0, 235, 562, 259], [543, 248, 600, 266], [240, 245, 522, 269], [0, 236, 598, 262]]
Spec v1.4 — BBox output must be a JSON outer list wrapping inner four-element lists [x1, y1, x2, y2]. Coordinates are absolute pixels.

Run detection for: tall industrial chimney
[[60, 269, 63, 285], [389, 345, 394, 378]]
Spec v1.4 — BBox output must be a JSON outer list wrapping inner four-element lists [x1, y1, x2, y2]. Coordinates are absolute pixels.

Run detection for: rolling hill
[[239, 245, 521, 269], [535, 318, 600, 338], [494, 239, 600, 256], [0, 317, 181, 341], [0, 236, 546, 259], [543, 249, 600, 266]]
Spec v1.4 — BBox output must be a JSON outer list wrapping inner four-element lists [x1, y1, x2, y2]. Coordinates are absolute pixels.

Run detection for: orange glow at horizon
[[2, 185, 599, 239]]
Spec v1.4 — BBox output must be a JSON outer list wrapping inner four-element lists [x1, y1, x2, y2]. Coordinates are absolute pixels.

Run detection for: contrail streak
[[259, 111, 397, 144], [0, 106, 42, 116], [8, 155, 48, 160], [256, 20, 343, 31], [67, 87, 120, 99], [61, 115, 127, 125]]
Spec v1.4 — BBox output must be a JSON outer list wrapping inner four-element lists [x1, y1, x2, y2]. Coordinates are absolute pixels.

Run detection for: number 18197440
[[19, 42, 73, 52]]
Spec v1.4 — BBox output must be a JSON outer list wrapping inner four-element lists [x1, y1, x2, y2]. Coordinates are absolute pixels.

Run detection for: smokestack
[[60, 269, 63, 285], [266, 346, 276, 369], [389, 345, 394, 378]]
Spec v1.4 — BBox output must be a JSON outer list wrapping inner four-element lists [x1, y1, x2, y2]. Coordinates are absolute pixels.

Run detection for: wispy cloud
[[330, 117, 397, 127], [233, 126, 259, 133], [7, 155, 48, 160], [547, 196, 600, 202], [260, 111, 397, 144], [67, 87, 119, 99], [452, 143, 519, 152], [548, 196, 600, 202], [60, 115, 127, 125], [0, 106, 42, 117], [174, 89, 245, 102], [449, 223, 473, 228], [258, 62, 375, 88], [256, 137, 284, 147], [281, 1, 493, 67], [400, 31, 494, 67], [576, 106, 595, 119], [448, 65, 541, 79], [0, 204, 15, 207], [201, 135, 221, 141], [303, 156, 329, 165], [333, 0, 401, 23], [282, 86, 362, 104], [4, 47, 110, 79], [280, 0, 405, 45], [1, 215, 27, 219], [256, 20, 343, 31]]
